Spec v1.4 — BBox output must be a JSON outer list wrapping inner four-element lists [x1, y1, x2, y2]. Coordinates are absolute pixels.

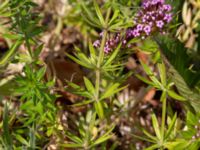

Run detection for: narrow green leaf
[[36, 67, 46, 81], [67, 81, 80, 89], [109, 21, 123, 31], [168, 90, 187, 101], [74, 46, 93, 67], [65, 132, 83, 144], [67, 81, 92, 98], [151, 114, 161, 140], [71, 100, 95, 107], [131, 134, 156, 143], [82, 15, 102, 28], [141, 61, 163, 89], [94, 101, 104, 119], [81, 1, 101, 27], [157, 62, 166, 86], [2, 33, 21, 40], [145, 144, 160, 150], [100, 83, 120, 100], [84, 77, 95, 96], [93, 134, 113, 147], [89, 112, 96, 131], [0, 12, 13, 17], [142, 129, 157, 141], [165, 113, 177, 140], [135, 74, 156, 87], [66, 53, 93, 69], [164, 140, 189, 150], [89, 41, 97, 59], [127, 38, 140, 45], [29, 124, 36, 149], [92, 125, 115, 146], [2, 103, 13, 149], [34, 44, 43, 58], [0, 40, 21, 67], [14, 134, 29, 146], [100, 84, 127, 100], [0, 0, 9, 12], [108, 10, 119, 25], [85, 111, 96, 143], [93, 0, 105, 26]]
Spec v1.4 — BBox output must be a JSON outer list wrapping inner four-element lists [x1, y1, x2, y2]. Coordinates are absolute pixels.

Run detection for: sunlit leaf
[[84, 77, 95, 96], [151, 113, 161, 140], [94, 101, 104, 119]]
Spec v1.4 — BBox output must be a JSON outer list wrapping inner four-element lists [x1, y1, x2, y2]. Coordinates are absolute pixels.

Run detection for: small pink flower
[[156, 20, 164, 28], [93, 40, 100, 47], [137, 24, 143, 31], [163, 4, 172, 11], [164, 14, 172, 23], [144, 25, 151, 35]]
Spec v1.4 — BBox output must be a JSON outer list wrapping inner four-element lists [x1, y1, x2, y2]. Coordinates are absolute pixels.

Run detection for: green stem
[[161, 92, 167, 145], [95, 7, 111, 109], [55, 17, 63, 35]]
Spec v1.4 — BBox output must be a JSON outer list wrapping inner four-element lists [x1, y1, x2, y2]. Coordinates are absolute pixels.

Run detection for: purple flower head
[[137, 24, 143, 31], [93, 40, 100, 47], [132, 29, 140, 37], [149, 22, 153, 26], [95, 0, 173, 54], [164, 14, 172, 23], [152, 0, 160, 5], [143, 0, 165, 7], [151, 16, 156, 20], [156, 20, 164, 28], [144, 25, 151, 35], [109, 40, 115, 46], [142, 17, 146, 23], [100, 32, 104, 37], [154, 0, 165, 4], [142, 1, 150, 8], [163, 4, 172, 11], [115, 33, 120, 42], [102, 33, 124, 54], [104, 46, 111, 54], [158, 10, 163, 15], [126, 0, 172, 40], [126, 29, 133, 38]]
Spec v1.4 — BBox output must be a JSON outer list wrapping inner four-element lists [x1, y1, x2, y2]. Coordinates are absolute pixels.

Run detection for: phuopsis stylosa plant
[[0, 0, 200, 149]]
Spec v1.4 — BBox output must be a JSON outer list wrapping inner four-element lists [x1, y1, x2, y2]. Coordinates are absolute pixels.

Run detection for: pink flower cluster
[[127, 0, 172, 39], [93, 33, 125, 54], [93, 0, 173, 53]]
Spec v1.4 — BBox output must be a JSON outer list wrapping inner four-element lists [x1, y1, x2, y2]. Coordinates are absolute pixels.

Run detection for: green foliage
[[2, 104, 13, 149], [0, 65, 57, 149], [0, 0, 200, 149], [0, 0, 56, 148], [155, 35, 200, 112], [0, 0, 43, 62], [61, 111, 115, 149], [80, 0, 132, 32], [8, 0, 43, 40], [136, 61, 186, 102]]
